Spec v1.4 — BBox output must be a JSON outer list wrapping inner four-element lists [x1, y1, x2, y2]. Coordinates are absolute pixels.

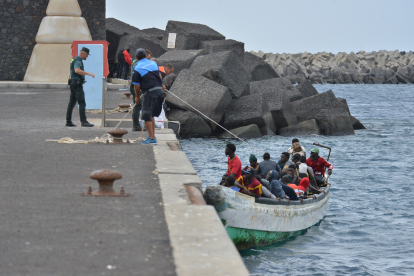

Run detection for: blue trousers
[[116, 62, 123, 79]]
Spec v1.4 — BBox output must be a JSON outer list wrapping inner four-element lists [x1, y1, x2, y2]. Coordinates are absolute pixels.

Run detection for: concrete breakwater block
[[162, 74, 177, 90], [167, 109, 212, 137], [262, 90, 298, 130], [141, 27, 165, 40], [244, 52, 279, 82], [117, 35, 166, 59], [291, 90, 355, 135], [218, 124, 262, 139], [166, 69, 232, 131], [296, 80, 319, 98], [190, 51, 251, 99], [157, 49, 206, 74], [106, 18, 148, 63], [223, 94, 276, 135], [199, 39, 245, 61], [244, 77, 303, 102], [279, 119, 320, 136], [161, 20, 225, 51]]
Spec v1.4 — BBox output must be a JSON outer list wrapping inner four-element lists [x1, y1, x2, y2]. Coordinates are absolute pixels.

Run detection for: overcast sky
[[106, 0, 414, 55]]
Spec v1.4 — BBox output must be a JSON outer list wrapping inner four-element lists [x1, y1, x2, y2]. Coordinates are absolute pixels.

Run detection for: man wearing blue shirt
[[132, 48, 164, 144]]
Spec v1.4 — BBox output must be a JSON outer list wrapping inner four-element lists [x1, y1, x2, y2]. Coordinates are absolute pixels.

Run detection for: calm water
[[180, 84, 414, 276]]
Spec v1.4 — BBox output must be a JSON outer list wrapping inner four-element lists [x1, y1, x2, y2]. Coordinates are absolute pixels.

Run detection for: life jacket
[[159, 66, 165, 73]]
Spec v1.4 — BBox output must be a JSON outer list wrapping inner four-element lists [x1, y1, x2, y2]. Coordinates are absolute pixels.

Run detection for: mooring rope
[[165, 89, 264, 155]]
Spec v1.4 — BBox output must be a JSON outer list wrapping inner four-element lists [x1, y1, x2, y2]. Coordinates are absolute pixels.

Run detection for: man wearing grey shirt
[[256, 152, 277, 177]]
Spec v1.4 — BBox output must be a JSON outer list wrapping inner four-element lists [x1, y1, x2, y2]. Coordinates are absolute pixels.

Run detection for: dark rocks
[[157, 49, 206, 74], [262, 90, 298, 130], [291, 90, 355, 135], [244, 52, 279, 82], [296, 80, 318, 98], [199, 39, 245, 61], [244, 77, 303, 102], [279, 119, 320, 136], [166, 69, 232, 131], [162, 74, 177, 90], [141, 27, 164, 40], [189, 51, 251, 98], [116, 35, 166, 60], [167, 109, 212, 137], [106, 18, 148, 63], [350, 116, 366, 130], [161, 20, 225, 51], [223, 94, 276, 135], [217, 124, 262, 139]]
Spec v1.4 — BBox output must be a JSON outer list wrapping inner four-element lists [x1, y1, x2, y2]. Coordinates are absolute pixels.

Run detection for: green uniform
[[66, 56, 87, 123]]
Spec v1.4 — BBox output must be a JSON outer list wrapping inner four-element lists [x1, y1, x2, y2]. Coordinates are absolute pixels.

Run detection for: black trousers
[[66, 81, 87, 123], [116, 62, 123, 78]]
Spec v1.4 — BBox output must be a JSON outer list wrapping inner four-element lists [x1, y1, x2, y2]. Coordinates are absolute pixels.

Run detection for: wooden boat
[[204, 183, 330, 250]]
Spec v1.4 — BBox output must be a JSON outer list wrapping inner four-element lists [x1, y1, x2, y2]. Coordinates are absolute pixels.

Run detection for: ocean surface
[[180, 84, 414, 276]]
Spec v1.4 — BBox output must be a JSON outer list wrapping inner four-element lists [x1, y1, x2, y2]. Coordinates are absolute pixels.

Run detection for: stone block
[[296, 80, 319, 98], [350, 115, 366, 130], [157, 49, 206, 74], [162, 74, 177, 90], [199, 39, 244, 61], [166, 69, 232, 131], [262, 90, 298, 130], [223, 94, 276, 134], [279, 119, 320, 136], [291, 90, 355, 135], [116, 34, 166, 59], [189, 51, 250, 98], [336, 97, 351, 114], [244, 52, 279, 81], [217, 124, 262, 139], [161, 20, 225, 51], [141, 27, 164, 40], [167, 109, 212, 137], [245, 77, 303, 102]]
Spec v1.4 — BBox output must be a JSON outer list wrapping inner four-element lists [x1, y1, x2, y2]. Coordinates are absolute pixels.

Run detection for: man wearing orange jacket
[[123, 49, 132, 80]]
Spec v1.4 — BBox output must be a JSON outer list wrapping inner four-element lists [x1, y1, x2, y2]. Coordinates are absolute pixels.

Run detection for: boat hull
[[205, 185, 330, 249]]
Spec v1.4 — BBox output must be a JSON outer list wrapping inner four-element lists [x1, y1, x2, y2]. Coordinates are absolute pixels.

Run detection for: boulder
[[262, 90, 298, 130], [166, 69, 232, 131], [162, 74, 177, 90], [199, 39, 245, 61], [141, 27, 164, 40], [279, 119, 320, 136], [296, 80, 319, 98], [106, 18, 148, 63], [116, 35, 166, 59], [244, 52, 279, 81], [350, 115, 366, 130], [189, 51, 251, 98], [217, 124, 262, 139], [223, 94, 276, 135], [161, 20, 225, 51], [157, 49, 206, 74], [244, 77, 303, 102], [291, 90, 355, 135], [336, 97, 351, 115], [167, 109, 212, 138]]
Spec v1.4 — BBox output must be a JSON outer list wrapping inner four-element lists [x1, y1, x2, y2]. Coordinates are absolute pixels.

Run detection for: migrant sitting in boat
[[220, 141, 332, 201]]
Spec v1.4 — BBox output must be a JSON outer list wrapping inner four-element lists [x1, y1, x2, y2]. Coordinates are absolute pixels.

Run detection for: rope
[[165, 89, 264, 155], [86, 107, 130, 114], [45, 134, 140, 144]]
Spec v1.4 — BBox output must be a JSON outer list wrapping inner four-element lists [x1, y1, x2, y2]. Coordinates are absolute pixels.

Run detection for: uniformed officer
[[65, 47, 95, 127]]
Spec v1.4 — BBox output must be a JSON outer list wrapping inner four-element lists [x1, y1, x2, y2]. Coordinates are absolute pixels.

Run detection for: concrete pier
[[0, 83, 249, 275]]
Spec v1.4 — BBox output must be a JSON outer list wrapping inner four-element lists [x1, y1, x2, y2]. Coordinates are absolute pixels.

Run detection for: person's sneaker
[[154, 137, 157, 142], [81, 121, 94, 127], [142, 138, 157, 145], [65, 121, 76, 127], [132, 125, 142, 131]]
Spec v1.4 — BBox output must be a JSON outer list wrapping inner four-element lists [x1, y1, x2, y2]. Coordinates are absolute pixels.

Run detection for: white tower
[[24, 0, 92, 83]]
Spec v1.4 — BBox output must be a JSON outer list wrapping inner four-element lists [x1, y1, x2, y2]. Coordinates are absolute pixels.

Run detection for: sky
[[106, 0, 414, 55]]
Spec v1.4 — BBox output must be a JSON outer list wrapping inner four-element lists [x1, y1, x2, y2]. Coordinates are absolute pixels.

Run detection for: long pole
[[101, 77, 106, 128]]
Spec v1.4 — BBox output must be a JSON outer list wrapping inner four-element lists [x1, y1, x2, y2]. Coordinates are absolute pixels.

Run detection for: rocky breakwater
[[147, 21, 365, 138], [250, 50, 414, 84]]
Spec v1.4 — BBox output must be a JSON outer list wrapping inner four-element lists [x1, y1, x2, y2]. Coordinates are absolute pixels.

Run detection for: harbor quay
[[0, 83, 249, 276]]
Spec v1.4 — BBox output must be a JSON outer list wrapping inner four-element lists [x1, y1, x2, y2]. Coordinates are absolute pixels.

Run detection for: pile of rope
[[86, 107, 131, 114], [45, 134, 144, 144]]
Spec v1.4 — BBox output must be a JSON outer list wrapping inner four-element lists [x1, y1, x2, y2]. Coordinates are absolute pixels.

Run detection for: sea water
[[180, 84, 414, 275]]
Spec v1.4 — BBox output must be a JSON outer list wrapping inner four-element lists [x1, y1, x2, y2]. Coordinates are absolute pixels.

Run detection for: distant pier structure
[[0, 0, 106, 81]]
